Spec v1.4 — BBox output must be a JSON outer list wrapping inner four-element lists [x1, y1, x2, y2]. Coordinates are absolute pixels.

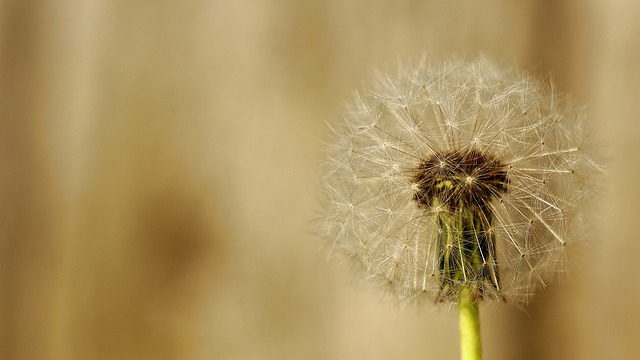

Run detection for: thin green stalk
[[458, 286, 482, 360]]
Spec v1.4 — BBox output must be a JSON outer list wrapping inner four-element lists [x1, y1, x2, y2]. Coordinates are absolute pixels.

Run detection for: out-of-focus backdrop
[[0, 1, 636, 359]]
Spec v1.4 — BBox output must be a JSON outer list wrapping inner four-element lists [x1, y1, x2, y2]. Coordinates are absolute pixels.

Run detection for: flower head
[[320, 58, 598, 304]]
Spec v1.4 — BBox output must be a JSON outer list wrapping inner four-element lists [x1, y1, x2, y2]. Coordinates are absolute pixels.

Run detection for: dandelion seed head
[[319, 57, 599, 304]]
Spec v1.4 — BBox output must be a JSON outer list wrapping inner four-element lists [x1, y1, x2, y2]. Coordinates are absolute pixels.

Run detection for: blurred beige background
[[0, 1, 637, 359]]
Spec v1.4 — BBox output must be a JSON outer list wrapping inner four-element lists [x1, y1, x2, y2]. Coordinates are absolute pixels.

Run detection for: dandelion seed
[[319, 57, 599, 305]]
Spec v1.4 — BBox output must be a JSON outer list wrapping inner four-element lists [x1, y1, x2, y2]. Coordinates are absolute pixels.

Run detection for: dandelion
[[319, 57, 599, 360]]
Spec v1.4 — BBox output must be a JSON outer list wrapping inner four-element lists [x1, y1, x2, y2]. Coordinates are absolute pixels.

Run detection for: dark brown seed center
[[412, 149, 509, 210]]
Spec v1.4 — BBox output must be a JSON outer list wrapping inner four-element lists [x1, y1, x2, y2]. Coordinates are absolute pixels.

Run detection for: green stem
[[458, 286, 482, 360]]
